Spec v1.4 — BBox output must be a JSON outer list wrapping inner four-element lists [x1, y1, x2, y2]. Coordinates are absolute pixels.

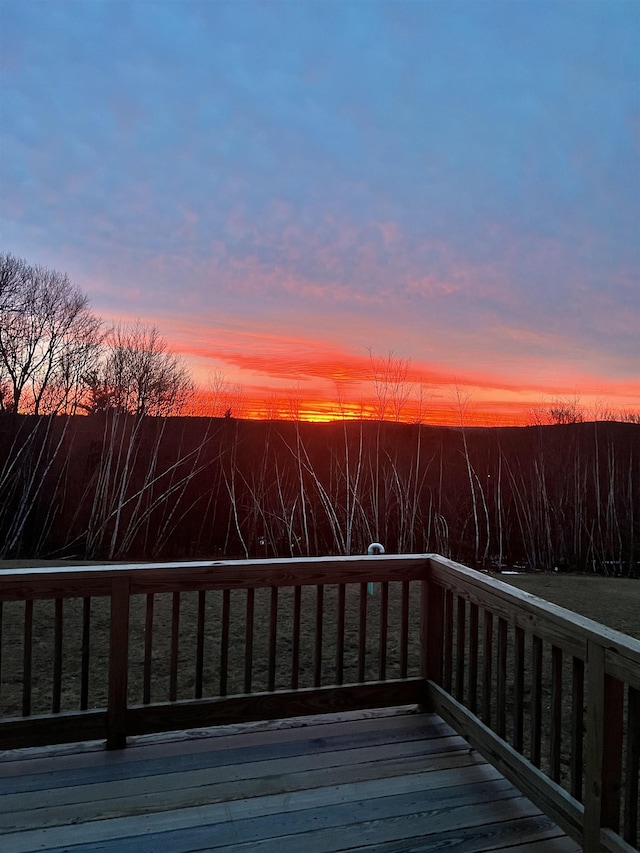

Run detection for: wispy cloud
[[1, 0, 638, 422]]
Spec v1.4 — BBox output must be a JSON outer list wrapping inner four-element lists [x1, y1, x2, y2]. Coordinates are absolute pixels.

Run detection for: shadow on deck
[[0, 707, 580, 853]]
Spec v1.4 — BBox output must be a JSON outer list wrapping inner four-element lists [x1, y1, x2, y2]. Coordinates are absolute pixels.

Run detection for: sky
[[1, 0, 639, 423]]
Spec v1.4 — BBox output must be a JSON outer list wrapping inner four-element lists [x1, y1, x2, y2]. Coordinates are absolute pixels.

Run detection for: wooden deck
[[0, 708, 581, 853]]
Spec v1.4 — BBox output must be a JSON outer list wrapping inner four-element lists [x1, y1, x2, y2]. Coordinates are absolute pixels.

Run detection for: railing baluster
[[379, 580, 389, 681], [52, 598, 63, 714], [0, 601, 3, 709], [22, 599, 33, 717], [602, 674, 624, 833], [583, 645, 626, 848], [570, 656, 584, 802], [455, 596, 465, 703], [244, 588, 254, 694], [443, 589, 453, 693], [336, 583, 345, 686], [531, 635, 543, 767], [425, 580, 444, 686], [268, 586, 278, 691], [195, 590, 206, 699], [496, 617, 507, 739], [107, 576, 130, 749], [169, 591, 181, 701], [314, 584, 324, 687], [550, 645, 562, 782], [80, 596, 91, 711], [482, 610, 493, 726], [514, 626, 525, 753], [291, 585, 300, 690], [143, 593, 154, 705], [468, 601, 478, 714], [624, 685, 639, 847], [220, 589, 230, 696], [358, 583, 367, 682], [400, 580, 409, 678]]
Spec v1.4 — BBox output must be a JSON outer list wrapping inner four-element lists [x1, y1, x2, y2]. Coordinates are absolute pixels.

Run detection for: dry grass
[[494, 572, 640, 639]]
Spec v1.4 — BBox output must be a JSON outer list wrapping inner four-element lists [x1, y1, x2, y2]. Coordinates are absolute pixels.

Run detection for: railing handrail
[[0, 553, 428, 588], [429, 555, 640, 677]]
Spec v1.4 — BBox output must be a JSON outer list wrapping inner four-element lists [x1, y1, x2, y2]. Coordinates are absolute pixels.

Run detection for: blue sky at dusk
[[1, 0, 639, 421]]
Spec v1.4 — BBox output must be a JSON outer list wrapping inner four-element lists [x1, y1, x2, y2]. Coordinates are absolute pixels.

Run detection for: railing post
[[583, 640, 624, 851], [424, 564, 445, 688], [107, 574, 131, 749]]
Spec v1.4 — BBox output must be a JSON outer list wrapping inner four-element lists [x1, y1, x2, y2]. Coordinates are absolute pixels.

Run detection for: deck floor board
[[0, 709, 581, 853]]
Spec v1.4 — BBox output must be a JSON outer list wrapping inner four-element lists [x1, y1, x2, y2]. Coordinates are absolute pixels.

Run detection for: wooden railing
[[0, 555, 638, 852], [426, 555, 640, 853]]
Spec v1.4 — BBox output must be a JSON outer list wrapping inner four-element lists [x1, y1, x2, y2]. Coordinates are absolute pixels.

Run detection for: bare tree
[[0, 253, 102, 414], [368, 348, 413, 422], [0, 252, 26, 312], [547, 396, 584, 425], [82, 321, 193, 416], [206, 369, 246, 418]]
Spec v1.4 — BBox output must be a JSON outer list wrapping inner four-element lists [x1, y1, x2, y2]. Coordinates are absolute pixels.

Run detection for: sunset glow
[[1, 0, 638, 424]]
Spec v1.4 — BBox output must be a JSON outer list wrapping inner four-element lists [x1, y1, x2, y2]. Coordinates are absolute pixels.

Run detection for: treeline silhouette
[[1, 414, 637, 575]]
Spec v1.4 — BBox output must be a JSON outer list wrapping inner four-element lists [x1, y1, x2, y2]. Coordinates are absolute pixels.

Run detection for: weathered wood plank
[[291, 584, 301, 690], [314, 584, 323, 687], [124, 679, 427, 737], [0, 709, 434, 775], [550, 644, 563, 783], [0, 708, 580, 853], [80, 596, 91, 711], [0, 601, 3, 710], [570, 655, 584, 802], [379, 580, 389, 681], [0, 710, 107, 750], [293, 817, 581, 853], [168, 591, 180, 702], [219, 588, 230, 697], [443, 588, 453, 693], [468, 600, 479, 715], [9, 793, 545, 853], [426, 580, 444, 685], [0, 753, 492, 832], [358, 582, 367, 682], [398, 579, 409, 680], [195, 590, 206, 699], [335, 583, 345, 686], [0, 727, 462, 808], [482, 609, 493, 726], [0, 705, 430, 778], [51, 598, 63, 714], [214, 813, 575, 853], [513, 625, 525, 754], [22, 599, 33, 717], [244, 588, 254, 694], [106, 576, 130, 750], [602, 674, 625, 833], [496, 616, 507, 739], [427, 680, 584, 846], [267, 586, 278, 692], [142, 593, 154, 704], [455, 595, 465, 703], [531, 634, 543, 767]]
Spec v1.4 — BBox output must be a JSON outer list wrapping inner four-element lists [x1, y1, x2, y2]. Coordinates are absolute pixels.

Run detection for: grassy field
[[493, 572, 640, 639]]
